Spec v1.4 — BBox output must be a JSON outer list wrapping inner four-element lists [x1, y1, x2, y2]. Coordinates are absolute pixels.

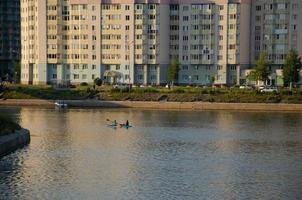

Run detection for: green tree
[[94, 77, 102, 86], [210, 76, 215, 87], [254, 52, 270, 86], [283, 49, 301, 90], [168, 57, 180, 86]]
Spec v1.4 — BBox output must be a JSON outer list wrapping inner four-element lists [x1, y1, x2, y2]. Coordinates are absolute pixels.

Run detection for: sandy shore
[[1, 99, 302, 111]]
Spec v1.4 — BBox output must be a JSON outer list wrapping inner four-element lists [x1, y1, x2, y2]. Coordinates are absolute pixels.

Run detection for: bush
[[0, 115, 21, 136], [133, 88, 159, 93], [110, 88, 130, 93], [209, 90, 216, 95], [172, 88, 186, 93], [80, 82, 88, 86], [201, 89, 209, 94], [281, 90, 293, 95], [94, 78, 102, 86]]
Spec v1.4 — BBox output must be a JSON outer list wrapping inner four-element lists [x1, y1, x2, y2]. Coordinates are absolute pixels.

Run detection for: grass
[[0, 115, 21, 136], [2, 84, 90, 100], [103, 86, 302, 103], [1, 84, 302, 103]]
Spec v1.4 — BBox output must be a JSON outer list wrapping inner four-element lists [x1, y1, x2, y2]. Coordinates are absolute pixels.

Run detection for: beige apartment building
[[20, 0, 302, 86]]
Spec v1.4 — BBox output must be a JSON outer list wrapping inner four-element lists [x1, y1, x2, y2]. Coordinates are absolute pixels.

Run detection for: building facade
[[20, 0, 302, 86], [246, 0, 302, 86], [0, 0, 21, 79]]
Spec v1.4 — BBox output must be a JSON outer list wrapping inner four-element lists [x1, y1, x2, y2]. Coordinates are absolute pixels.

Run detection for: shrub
[[133, 88, 159, 93], [172, 88, 185, 93], [209, 90, 216, 95], [94, 78, 102, 86], [281, 90, 293, 95], [201, 89, 209, 94], [0, 115, 21, 136], [80, 82, 88, 86]]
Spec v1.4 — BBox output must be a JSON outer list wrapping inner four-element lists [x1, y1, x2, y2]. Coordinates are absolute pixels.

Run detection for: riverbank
[[1, 99, 302, 112], [1, 84, 302, 104], [0, 129, 30, 158]]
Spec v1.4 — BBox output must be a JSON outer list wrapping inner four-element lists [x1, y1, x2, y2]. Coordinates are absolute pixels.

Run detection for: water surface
[[0, 107, 302, 199]]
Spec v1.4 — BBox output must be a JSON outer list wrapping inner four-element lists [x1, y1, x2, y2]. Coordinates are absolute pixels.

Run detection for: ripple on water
[[1, 108, 302, 200]]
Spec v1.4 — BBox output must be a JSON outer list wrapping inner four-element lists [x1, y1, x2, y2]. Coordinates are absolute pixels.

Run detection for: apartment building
[[20, 0, 302, 86], [0, 0, 21, 79], [246, 0, 302, 86], [21, 0, 169, 85], [173, 1, 251, 85]]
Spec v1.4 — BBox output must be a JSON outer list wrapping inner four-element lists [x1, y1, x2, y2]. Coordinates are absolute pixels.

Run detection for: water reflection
[[0, 107, 302, 199]]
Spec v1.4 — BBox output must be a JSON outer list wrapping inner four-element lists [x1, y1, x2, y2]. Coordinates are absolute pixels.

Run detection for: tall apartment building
[[172, 1, 251, 85], [20, 0, 302, 86], [0, 0, 21, 79], [248, 0, 302, 85], [21, 0, 169, 85]]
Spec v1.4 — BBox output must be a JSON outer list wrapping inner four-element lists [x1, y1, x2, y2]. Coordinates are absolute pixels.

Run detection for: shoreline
[[1, 99, 302, 112], [0, 129, 30, 158]]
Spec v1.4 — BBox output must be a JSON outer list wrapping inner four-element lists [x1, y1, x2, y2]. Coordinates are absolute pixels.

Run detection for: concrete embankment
[[0, 129, 30, 158], [1, 99, 302, 112]]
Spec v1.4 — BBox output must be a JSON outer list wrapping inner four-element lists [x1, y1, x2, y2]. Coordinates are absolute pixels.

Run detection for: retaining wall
[[0, 129, 30, 158]]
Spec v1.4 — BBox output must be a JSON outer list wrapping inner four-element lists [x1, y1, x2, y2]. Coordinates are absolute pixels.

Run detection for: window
[[138, 75, 143, 80], [74, 64, 79, 69], [74, 74, 79, 79], [126, 15, 130, 20]]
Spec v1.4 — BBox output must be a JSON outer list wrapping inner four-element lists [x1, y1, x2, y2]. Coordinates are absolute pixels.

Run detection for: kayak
[[107, 124, 132, 128]]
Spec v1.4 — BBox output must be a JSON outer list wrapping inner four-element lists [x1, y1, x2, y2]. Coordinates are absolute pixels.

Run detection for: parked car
[[260, 86, 278, 93], [239, 85, 253, 89], [113, 84, 129, 90]]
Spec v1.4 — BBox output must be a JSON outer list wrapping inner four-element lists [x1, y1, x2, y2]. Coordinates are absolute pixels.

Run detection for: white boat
[[54, 101, 68, 108]]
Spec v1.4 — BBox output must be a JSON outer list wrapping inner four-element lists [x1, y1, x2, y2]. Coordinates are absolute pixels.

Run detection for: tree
[[94, 77, 102, 86], [168, 57, 180, 86], [254, 52, 270, 86], [210, 76, 215, 87], [283, 49, 301, 90]]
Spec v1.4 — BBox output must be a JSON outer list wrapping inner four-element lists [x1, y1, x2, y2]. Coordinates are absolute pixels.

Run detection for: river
[[0, 107, 302, 200]]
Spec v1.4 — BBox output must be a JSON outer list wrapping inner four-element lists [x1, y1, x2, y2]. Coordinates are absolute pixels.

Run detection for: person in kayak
[[125, 120, 129, 127], [112, 120, 117, 126]]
